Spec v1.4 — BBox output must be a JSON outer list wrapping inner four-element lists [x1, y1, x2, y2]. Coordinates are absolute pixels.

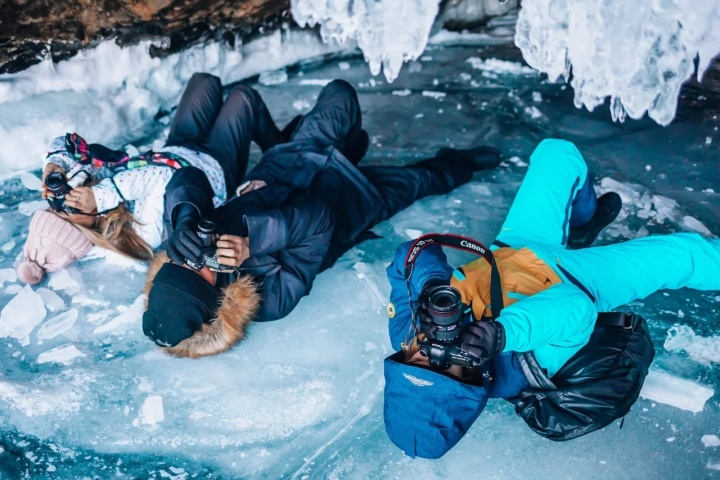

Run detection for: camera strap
[[403, 233, 504, 320]]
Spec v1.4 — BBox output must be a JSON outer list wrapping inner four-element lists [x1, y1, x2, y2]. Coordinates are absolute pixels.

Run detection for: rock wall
[[0, 0, 289, 74]]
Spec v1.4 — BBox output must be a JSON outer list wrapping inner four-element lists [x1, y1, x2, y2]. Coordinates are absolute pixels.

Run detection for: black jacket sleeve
[[163, 166, 215, 232], [248, 200, 335, 322]]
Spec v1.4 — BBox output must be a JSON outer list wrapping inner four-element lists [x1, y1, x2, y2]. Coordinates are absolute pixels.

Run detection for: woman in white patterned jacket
[[40, 72, 286, 262]]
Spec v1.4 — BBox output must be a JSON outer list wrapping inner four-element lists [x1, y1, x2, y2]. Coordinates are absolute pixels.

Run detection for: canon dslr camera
[[45, 172, 78, 214], [185, 219, 235, 273], [416, 284, 484, 370]]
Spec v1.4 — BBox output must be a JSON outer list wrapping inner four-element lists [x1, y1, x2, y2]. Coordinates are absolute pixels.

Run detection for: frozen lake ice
[[0, 41, 719, 478]]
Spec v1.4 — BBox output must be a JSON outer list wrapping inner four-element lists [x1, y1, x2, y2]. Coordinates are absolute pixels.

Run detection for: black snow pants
[[165, 72, 284, 198], [289, 80, 475, 268]]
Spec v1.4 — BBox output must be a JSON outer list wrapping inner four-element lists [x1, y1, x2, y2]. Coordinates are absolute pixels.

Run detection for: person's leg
[[290, 80, 364, 163], [495, 139, 591, 248], [556, 233, 720, 312], [202, 84, 283, 195], [165, 73, 223, 148], [360, 148, 499, 223]]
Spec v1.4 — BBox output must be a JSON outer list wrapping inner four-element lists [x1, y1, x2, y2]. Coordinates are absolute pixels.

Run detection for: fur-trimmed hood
[[144, 252, 261, 358]]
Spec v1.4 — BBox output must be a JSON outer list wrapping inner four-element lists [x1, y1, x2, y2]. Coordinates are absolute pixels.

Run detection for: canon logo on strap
[[460, 240, 485, 254]]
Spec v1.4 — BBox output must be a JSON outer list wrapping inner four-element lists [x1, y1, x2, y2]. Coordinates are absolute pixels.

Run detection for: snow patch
[[0, 29, 350, 176]]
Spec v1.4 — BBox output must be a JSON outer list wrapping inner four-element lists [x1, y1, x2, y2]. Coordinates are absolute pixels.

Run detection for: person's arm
[[497, 282, 597, 353], [247, 200, 335, 322], [88, 165, 173, 213], [385, 241, 453, 351]]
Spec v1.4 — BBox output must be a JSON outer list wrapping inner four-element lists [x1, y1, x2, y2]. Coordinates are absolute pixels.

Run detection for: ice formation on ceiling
[[290, 0, 442, 82], [515, 0, 720, 126]]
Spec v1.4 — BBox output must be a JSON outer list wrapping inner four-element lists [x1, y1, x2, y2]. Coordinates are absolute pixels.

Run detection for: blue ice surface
[[0, 43, 719, 479]]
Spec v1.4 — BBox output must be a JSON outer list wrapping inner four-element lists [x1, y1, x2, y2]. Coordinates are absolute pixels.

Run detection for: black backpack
[[513, 312, 655, 441]]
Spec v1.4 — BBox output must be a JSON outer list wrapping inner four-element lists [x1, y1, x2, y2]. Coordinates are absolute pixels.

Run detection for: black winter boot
[[567, 192, 622, 249], [436, 146, 502, 171]]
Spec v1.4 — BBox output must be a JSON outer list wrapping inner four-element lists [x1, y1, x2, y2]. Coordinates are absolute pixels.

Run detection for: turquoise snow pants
[[499, 139, 720, 312]]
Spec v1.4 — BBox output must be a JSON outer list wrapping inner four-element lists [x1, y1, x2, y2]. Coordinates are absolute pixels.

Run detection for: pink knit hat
[[16, 210, 94, 285]]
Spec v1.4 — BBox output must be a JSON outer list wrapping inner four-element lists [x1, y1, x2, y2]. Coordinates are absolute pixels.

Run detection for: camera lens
[[45, 172, 70, 195], [198, 219, 216, 235], [423, 285, 464, 343]]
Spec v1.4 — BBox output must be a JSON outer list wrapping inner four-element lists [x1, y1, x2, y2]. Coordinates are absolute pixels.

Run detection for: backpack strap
[[596, 311, 641, 331]]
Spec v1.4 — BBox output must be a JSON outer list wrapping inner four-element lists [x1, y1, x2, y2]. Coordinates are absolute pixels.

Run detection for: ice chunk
[[392, 89, 412, 96], [37, 344, 84, 365], [292, 99, 312, 111], [36, 309, 78, 340], [94, 295, 145, 335], [466, 57, 537, 75], [0, 268, 17, 286], [421, 91, 446, 99], [681, 216, 712, 236], [405, 229, 424, 239], [48, 269, 82, 295], [702, 435, 720, 447], [640, 369, 714, 413], [1, 240, 15, 253], [35, 287, 65, 312], [291, 0, 441, 82], [0, 285, 46, 340], [136, 395, 164, 426], [515, 1, 720, 126], [16, 200, 47, 216], [664, 325, 720, 365], [258, 68, 289, 86], [4, 284, 22, 295], [298, 79, 334, 86], [19, 172, 42, 191]]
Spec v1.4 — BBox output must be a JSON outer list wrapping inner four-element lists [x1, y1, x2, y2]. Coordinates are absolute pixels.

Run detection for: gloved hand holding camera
[[167, 205, 204, 266], [460, 320, 506, 363], [415, 279, 506, 369], [168, 206, 247, 273]]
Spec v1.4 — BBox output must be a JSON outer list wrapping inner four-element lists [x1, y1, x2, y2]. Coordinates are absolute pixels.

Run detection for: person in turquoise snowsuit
[[383, 138, 720, 459]]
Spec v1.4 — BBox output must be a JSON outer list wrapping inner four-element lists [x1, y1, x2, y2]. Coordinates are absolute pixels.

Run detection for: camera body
[[186, 219, 235, 273], [45, 172, 77, 213], [416, 284, 484, 370]]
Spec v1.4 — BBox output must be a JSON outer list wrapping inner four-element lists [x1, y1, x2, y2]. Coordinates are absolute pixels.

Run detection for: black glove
[[460, 321, 506, 362], [167, 204, 203, 265]]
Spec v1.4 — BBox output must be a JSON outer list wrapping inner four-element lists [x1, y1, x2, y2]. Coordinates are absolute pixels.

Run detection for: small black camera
[[416, 285, 483, 370], [185, 219, 235, 273], [45, 172, 78, 214]]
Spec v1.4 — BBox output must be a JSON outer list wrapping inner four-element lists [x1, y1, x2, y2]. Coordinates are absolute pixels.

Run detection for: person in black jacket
[[142, 79, 502, 358]]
